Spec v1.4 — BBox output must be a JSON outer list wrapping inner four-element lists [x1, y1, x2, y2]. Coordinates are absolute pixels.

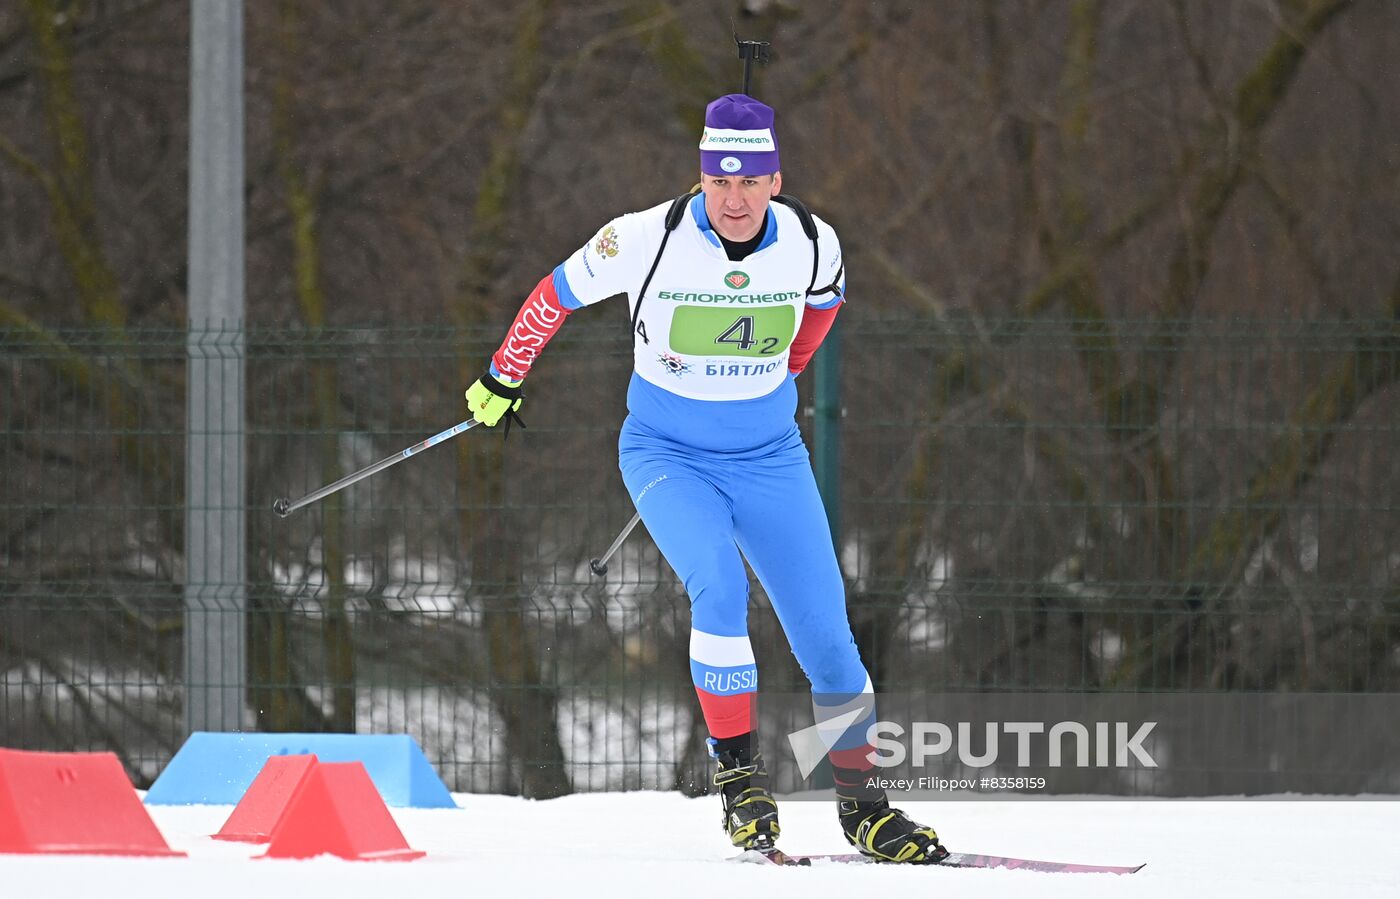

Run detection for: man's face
[[701, 172, 782, 242]]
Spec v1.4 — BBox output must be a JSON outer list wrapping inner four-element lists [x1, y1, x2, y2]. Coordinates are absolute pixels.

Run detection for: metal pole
[[186, 0, 246, 735], [808, 317, 842, 792], [812, 315, 842, 546]]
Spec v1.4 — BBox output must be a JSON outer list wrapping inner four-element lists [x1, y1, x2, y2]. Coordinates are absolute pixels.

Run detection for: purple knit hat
[[699, 94, 780, 177]]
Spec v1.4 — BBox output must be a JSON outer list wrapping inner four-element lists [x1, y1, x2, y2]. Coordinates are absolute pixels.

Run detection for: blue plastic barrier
[[144, 732, 456, 808]]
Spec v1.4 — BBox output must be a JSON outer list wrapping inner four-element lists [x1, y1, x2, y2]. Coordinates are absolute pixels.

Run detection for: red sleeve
[[787, 301, 842, 374], [490, 273, 572, 381]]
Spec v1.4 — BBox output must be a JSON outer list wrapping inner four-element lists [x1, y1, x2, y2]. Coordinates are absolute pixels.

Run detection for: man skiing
[[465, 93, 948, 864]]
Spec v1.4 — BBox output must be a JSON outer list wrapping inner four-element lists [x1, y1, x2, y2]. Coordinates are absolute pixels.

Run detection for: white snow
[[3, 792, 1398, 898]]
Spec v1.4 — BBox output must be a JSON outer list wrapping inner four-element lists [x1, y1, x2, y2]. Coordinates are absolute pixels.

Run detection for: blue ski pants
[[619, 415, 870, 739]]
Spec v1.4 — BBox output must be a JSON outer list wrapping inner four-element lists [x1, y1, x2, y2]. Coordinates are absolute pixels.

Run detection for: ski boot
[[711, 740, 780, 851], [838, 793, 948, 864]]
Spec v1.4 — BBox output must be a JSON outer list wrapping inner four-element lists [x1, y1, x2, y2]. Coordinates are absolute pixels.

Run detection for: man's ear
[[771, 172, 783, 196]]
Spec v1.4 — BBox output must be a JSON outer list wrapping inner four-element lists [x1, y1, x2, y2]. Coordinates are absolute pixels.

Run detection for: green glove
[[465, 370, 526, 434]]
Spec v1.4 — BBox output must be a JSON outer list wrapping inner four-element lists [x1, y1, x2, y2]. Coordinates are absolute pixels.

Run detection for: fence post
[[812, 315, 842, 546], [808, 315, 843, 791], [186, 0, 246, 734]]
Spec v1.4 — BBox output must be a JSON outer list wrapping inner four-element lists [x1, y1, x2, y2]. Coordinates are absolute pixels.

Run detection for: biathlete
[[465, 93, 947, 864]]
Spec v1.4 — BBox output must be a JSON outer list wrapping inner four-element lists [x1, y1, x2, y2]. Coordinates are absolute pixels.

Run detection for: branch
[[626, 0, 717, 137], [1113, 274, 1400, 686]]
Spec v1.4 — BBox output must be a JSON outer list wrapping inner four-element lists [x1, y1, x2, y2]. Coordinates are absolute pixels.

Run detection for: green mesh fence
[[1, 317, 1397, 794]]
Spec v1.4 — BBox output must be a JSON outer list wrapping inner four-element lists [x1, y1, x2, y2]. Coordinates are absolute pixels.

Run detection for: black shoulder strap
[[771, 193, 841, 297], [631, 189, 700, 346], [771, 193, 817, 241], [664, 190, 693, 231]]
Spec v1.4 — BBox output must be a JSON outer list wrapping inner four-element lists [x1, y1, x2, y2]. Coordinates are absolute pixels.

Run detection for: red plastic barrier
[[261, 761, 424, 861], [0, 748, 183, 856], [213, 753, 319, 843]]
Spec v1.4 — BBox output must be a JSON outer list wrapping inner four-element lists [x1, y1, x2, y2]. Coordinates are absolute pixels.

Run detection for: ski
[[740, 847, 1144, 874]]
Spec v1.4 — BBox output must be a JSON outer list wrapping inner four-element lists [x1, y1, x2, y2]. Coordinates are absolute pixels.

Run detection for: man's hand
[[465, 370, 526, 433]]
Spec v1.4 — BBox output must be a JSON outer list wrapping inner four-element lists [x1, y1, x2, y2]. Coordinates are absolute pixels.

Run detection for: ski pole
[[590, 510, 642, 576], [273, 418, 483, 518]]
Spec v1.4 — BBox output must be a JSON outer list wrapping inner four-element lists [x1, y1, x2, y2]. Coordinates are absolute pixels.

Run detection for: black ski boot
[[838, 793, 948, 864], [711, 738, 780, 851]]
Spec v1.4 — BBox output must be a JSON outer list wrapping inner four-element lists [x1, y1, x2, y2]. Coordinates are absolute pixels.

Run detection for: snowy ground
[[4, 792, 1398, 898]]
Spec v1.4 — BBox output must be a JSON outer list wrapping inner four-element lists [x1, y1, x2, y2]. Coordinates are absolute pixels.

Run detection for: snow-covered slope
[[3, 792, 1397, 898]]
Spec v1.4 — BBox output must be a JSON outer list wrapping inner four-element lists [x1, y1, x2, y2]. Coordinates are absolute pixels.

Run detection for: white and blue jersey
[[556, 194, 844, 451]]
